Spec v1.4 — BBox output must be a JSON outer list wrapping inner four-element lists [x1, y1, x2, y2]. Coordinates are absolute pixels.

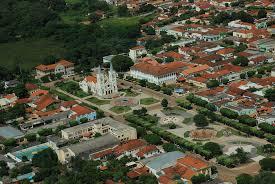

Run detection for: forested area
[[0, 0, 147, 78]]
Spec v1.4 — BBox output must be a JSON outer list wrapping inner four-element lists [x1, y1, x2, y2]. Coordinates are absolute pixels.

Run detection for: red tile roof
[[182, 65, 209, 76], [25, 83, 38, 91], [114, 139, 146, 156], [85, 76, 97, 83], [92, 148, 114, 159], [127, 167, 149, 179], [30, 89, 49, 98], [136, 145, 158, 158], [35, 60, 74, 71], [61, 100, 78, 108], [177, 155, 208, 170], [156, 51, 184, 59], [35, 95, 57, 111], [71, 105, 94, 116]]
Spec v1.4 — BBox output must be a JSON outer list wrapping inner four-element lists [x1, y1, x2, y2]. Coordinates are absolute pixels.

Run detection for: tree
[[259, 158, 275, 171], [117, 4, 129, 17], [236, 173, 254, 184], [88, 13, 101, 23], [205, 103, 216, 111], [111, 55, 134, 72], [235, 148, 249, 164], [162, 87, 173, 95], [191, 174, 209, 184], [0, 161, 9, 177], [258, 9, 267, 19], [232, 56, 249, 66], [32, 148, 58, 168], [238, 115, 257, 126], [206, 80, 219, 88], [161, 99, 168, 108], [163, 143, 178, 152], [264, 88, 275, 102], [144, 134, 162, 145], [240, 73, 246, 79], [25, 133, 37, 142], [193, 114, 209, 127], [222, 78, 229, 85], [203, 142, 222, 157], [138, 174, 158, 184], [133, 107, 148, 116], [220, 108, 239, 119]]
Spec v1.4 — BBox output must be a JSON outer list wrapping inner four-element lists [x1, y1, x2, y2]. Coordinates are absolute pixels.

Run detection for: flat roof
[[65, 134, 120, 156], [143, 151, 185, 173], [0, 126, 24, 139]]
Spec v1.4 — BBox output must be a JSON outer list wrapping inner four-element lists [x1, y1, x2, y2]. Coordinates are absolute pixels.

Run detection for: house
[[114, 139, 147, 158], [61, 117, 137, 142], [216, 48, 235, 59], [136, 145, 161, 159], [34, 95, 58, 112], [3, 79, 19, 89], [181, 65, 210, 78], [249, 38, 275, 53], [228, 20, 254, 30], [233, 30, 254, 39], [0, 93, 18, 109], [69, 105, 96, 122], [257, 114, 275, 125], [130, 61, 188, 85], [35, 60, 74, 79], [129, 46, 147, 61]]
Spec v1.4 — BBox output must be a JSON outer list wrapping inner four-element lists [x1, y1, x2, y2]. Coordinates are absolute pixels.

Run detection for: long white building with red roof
[[35, 60, 74, 78]]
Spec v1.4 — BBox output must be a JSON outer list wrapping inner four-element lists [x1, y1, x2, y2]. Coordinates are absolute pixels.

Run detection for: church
[[79, 65, 118, 97]]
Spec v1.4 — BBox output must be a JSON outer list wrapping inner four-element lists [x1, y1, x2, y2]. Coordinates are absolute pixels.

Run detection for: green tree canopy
[[111, 55, 134, 72]]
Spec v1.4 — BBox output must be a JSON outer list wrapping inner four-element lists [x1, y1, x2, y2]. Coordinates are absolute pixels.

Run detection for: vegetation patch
[[88, 97, 110, 105], [140, 97, 159, 105], [0, 38, 65, 70], [56, 81, 89, 98], [110, 106, 131, 114]]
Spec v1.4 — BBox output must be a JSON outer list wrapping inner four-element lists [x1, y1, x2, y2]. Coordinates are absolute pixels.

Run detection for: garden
[[140, 97, 159, 105], [88, 97, 110, 105]]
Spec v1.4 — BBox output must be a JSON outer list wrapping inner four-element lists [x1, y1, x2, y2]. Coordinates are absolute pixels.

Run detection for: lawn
[[0, 38, 65, 70], [56, 81, 89, 98], [120, 89, 140, 97], [110, 106, 131, 114], [88, 97, 110, 105], [140, 98, 159, 105]]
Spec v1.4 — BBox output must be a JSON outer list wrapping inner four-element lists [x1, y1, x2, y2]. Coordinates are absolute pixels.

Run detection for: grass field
[[88, 97, 110, 105], [140, 98, 159, 105], [110, 106, 131, 114], [0, 38, 65, 70]]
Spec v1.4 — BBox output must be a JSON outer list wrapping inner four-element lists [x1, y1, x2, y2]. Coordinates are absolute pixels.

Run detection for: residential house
[[233, 29, 254, 39], [69, 105, 96, 122], [0, 93, 18, 109], [129, 46, 147, 61]]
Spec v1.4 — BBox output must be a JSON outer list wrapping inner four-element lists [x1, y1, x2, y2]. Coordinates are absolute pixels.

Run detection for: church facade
[[79, 65, 118, 97]]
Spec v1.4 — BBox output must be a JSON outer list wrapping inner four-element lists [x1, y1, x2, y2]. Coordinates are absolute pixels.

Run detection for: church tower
[[108, 63, 118, 94], [96, 65, 105, 96]]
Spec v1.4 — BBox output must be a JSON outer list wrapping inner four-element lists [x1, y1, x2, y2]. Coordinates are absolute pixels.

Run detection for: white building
[[228, 20, 254, 30], [130, 61, 187, 85], [35, 60, 74, 78], [61, 117, 137, 142], [129, 46, 147, 61], [79, 65, 118, 97]]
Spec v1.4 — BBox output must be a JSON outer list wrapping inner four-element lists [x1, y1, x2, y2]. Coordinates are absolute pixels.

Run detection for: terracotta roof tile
[[177, 155, 208, 170], [114, 139, 146, 156]]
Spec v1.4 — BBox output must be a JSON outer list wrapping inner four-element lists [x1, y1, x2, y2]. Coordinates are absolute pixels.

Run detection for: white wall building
[[130, 61, 187, 85], [129, 46, 147, 61]]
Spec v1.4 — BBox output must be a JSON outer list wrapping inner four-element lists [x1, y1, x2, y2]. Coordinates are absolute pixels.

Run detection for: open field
[[0, 38, 65, 70]]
